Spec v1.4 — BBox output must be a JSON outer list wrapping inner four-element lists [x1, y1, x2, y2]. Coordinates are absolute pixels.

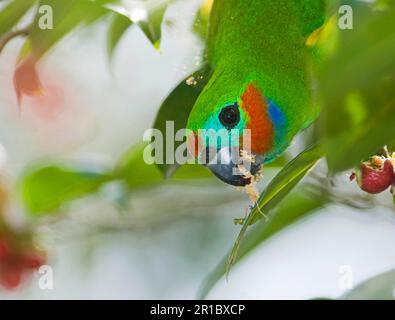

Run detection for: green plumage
[[187, 0, 326, 160]]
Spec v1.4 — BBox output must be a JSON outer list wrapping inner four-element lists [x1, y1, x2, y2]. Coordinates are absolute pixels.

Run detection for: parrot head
[[186, 70, 287, 186]]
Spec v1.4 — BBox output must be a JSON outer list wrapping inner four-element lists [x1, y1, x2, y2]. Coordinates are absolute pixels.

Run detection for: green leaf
[[171, 164, 213, 181], [320, 6, 395, 172], [115, 142, 164, 190], [340, 268, 395, 300], [83, 0, 116, 26], [107, 12, 133, 61], [264, 154, 289, 168], [13, 0, 115, 100], [226, 144, 324, 278], [198, 190, 326, 299], [153, 64, 213, 178], [20, 164, 112, 215], [192, 0, 212, 39], [105, 0, 170, 49], [115, 142, 214, 190], [0, 0, 36, 37], [28, 0, 83, 58], [24, 0, 113, 59], [374, 0, 395, 10]]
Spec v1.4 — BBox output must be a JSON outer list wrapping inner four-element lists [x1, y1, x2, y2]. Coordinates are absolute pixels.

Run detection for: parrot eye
[[218, 104, 240, 129]]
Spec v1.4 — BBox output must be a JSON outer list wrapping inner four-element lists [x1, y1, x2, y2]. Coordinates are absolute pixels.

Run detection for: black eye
[[219, 104, 240, 129]]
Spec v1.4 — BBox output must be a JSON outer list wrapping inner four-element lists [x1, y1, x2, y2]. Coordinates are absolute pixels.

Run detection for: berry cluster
[[351, 155, 395, 196]]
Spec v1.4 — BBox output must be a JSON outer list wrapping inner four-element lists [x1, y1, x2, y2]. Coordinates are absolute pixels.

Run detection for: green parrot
[[186, 0, 327, 186]]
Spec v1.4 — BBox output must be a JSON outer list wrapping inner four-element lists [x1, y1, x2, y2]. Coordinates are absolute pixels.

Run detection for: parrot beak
[[203, 147, 263, 187]]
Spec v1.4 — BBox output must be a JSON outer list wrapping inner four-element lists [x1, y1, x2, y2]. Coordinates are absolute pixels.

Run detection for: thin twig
[[0, 27, 30, 55]]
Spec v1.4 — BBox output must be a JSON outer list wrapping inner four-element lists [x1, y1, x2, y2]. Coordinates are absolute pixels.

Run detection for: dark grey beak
[[203, 147, 263, 187]]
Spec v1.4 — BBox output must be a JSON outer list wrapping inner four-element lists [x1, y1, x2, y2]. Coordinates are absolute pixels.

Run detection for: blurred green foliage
[[116, 142, 164, 190], [0, 0, 36, 36], [19, 142, 215, 215], [0, 0, 172, 62], [135, 0, 168, 49], [193, 0, 212, 40], [17, 0, 117, 60], [107, 11, 133, 60], [243, 145, 325, 226]]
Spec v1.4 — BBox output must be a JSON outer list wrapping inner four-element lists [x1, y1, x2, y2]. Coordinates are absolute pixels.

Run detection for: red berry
[[357, 159, 394, 194]]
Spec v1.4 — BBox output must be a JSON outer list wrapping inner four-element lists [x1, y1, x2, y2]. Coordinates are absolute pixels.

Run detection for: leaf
[[171, 164, 213, 181], [153, 63, 213, 178], [83, 0, 116, 26], [320, 6, 395, 172], [115, 142, 214, 190], [107, 12, 133, 60], [249, 144, 325, 226], [198, 190, 327, 299], [20, 0, 114, 60], [375, 0, 395, 10], [20, 164, 112, 215], [13, 55, 43, 104], [28, 0, 88, 58], [13, 0, 115, 101], [264, 154, 289, 168], [13, 0, 89, 101], [136, 0, 168, 48], [192, 0, 213, 39], [0, 0, 36, 37], [19, 141, 214, 216], [340, 268, 395, 300]]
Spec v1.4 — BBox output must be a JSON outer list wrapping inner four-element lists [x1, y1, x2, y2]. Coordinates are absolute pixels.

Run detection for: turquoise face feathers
[[186, 0, 327, 186]]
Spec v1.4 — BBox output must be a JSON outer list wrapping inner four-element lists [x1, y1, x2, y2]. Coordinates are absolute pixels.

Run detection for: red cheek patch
[[241, 84, 274, 155]]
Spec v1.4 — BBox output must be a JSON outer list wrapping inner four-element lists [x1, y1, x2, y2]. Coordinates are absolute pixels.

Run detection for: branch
[[0, 27, 30, 55]]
